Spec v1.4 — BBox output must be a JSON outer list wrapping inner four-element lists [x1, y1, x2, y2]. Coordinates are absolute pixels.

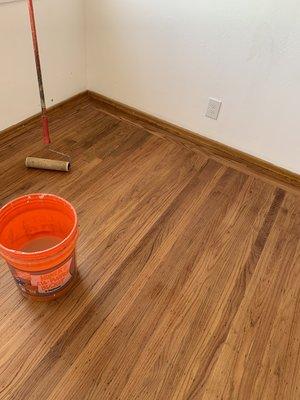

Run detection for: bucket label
[[30, 259, 72, 294], [10, 254, 76, 297]]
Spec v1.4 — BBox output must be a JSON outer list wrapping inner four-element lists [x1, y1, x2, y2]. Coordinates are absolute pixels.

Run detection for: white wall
[[0, 0, 86, 131], [86, 0, 300, 173]]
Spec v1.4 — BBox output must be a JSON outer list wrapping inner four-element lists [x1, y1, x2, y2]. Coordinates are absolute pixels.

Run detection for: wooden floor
[[0, 96, 299, 400]]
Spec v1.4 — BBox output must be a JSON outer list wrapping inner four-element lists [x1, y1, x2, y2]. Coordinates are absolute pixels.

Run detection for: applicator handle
[[27, 0, 51, 145], [42, 115, 51, 145]]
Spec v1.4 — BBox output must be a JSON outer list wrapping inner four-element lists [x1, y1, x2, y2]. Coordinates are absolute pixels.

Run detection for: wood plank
[[118, 180, 281, 400], [0, 94, 299, 400], [199, 193, 300, 400]]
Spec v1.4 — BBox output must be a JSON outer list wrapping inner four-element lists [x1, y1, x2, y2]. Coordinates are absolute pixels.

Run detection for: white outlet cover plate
[[206, 98, 222, 120]]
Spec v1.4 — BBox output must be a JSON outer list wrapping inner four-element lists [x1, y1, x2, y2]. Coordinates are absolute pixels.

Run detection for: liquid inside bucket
[[21, 235, 62, 253]]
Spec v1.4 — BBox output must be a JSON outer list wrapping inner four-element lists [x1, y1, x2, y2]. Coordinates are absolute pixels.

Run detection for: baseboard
[[0, 91, 89, 142], [88, 90, 300, 191], [1, 89, 299, 190]]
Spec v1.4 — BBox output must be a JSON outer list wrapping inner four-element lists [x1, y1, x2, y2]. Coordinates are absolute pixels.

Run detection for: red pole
[[27, 0, 51, 145]]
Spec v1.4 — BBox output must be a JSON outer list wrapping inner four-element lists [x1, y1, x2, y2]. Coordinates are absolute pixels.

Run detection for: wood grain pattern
[[88, 90, 300, 192], [0, 95, 299, 400]]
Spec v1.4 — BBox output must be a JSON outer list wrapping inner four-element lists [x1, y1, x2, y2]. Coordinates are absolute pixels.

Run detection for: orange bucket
[[0, 194, 79, 301]]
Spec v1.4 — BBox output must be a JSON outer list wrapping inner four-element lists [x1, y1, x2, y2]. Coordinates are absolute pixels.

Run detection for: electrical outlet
[[206, 98, 222, 120]]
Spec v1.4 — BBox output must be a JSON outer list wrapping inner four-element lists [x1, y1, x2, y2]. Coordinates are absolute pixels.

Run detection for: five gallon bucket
[[0, 194, 79, 301]]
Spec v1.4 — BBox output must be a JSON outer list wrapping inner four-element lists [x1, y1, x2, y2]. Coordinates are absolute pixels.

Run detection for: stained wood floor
[[0, 96, 299, 400]]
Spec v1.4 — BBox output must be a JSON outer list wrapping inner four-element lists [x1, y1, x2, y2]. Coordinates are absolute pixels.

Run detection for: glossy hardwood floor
[[0, 96, 299, 400]]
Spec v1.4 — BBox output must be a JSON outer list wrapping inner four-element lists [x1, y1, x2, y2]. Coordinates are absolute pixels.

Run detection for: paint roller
[[25, 0, 71, 172]]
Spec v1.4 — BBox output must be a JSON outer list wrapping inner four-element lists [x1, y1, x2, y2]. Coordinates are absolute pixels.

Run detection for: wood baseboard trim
[[88, 90, 300, 191], [0, 91, 89, 141], [1, 89, 299, 190]]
